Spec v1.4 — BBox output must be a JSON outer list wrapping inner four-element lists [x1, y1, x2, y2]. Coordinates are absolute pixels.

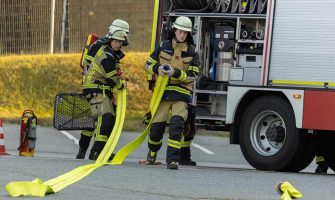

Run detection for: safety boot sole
[[167, 162, 179, 170]]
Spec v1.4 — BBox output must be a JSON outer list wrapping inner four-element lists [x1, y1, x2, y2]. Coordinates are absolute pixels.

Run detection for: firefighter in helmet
[[144, 16, 200, 169], [76, 19, 129, 160]]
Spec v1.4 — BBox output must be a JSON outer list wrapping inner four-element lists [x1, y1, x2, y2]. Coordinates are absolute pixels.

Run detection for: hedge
[[0, 52, 151, 124]]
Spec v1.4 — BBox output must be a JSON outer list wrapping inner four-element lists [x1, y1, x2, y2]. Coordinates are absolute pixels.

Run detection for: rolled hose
[[170, 0, 219, 12]]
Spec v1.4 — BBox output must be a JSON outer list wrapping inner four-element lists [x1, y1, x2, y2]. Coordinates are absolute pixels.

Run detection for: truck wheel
[[280, 132, 316, 172], [239, 96, 315, 171]]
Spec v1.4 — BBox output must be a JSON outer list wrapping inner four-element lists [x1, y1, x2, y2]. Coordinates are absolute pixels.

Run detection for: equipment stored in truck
[[150, 0, 335, 172]]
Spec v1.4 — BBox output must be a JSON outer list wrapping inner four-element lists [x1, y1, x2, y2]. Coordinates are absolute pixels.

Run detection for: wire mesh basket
[[53, 93, 95, 130]]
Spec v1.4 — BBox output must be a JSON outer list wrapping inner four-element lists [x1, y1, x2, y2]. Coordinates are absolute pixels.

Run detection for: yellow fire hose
[[111, 75, 169, 164], [5, 76, 168, 197]]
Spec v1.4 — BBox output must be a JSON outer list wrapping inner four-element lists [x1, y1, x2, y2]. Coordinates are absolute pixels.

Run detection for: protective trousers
[[78, 130, 94, 152], [148, 100, 188, 164], [181, 135, 193, 162], [88, 93, 116, 156], [181, 104, 196, 161], [78, 95, 117, 152]]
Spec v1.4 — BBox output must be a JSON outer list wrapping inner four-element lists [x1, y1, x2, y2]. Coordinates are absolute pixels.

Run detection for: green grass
[[0, 53, 151, 122]]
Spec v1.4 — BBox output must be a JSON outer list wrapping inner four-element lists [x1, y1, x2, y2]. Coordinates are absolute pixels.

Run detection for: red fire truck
[[150, 0, 335, 172]]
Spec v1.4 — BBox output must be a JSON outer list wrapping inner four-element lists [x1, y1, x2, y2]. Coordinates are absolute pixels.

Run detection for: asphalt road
[[0, 123, 334, 200]]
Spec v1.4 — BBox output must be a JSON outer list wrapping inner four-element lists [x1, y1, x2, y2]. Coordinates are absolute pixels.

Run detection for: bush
[[0, 52, 151, 125]]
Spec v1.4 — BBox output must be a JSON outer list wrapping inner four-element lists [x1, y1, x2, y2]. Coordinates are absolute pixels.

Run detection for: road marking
[[60, 131, 79, 146], [191, 143, 214, 155], [59, 130, 214, 155]]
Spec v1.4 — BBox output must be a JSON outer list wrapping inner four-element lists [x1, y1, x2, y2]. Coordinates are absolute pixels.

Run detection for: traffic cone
[[276, 181, 302, 200], [0, 119, 9, 155]]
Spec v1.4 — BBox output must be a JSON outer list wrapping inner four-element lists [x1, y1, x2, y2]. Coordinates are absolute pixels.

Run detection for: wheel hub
[[250, 111, 286, 156], [266, 126, 285, 143]]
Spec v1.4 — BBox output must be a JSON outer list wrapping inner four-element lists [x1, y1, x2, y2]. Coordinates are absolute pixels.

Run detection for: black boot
[[180, 147, 196, 166], [315, 162, 329, 174], [76, 147, 86, 159], [76, 134, 92, 159], [88, 150, 99, 160], [89, 141, 105, 161], [89, 151, 115, 161], [147, 151, 157, 164]]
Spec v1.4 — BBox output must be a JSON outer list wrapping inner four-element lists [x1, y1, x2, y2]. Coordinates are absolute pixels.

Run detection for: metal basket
[[53, 93, 95, 130]]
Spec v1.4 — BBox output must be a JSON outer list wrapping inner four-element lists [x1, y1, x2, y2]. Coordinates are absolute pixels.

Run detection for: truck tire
[[239, 95, 315, 172], [280, 132, 316, 172]]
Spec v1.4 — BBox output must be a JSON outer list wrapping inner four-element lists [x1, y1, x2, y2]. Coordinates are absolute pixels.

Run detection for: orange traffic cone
[[0, 119, 9, 155]]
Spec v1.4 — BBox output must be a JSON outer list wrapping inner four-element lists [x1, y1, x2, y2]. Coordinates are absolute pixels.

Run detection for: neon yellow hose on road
[[5, 76, 167, 197], [5, 80, 127, 197]]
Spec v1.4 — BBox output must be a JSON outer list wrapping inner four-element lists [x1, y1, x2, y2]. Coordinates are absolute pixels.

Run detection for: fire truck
[[150, 0, 335, 172]]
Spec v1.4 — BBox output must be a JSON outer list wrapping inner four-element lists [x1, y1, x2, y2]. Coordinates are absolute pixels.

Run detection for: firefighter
[[76, 19, 129, 159], [77, 31, 128, 161], [83, 29, 128, 160], [144, 16, 200, 170]]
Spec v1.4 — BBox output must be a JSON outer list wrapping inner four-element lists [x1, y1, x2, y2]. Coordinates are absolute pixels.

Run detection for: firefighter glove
[[148, 80, 155, 90], [117, 69, 129, 81], [119, 82, 127, 90], [118, 72, 129, 81], [143, 111, 152, 125]]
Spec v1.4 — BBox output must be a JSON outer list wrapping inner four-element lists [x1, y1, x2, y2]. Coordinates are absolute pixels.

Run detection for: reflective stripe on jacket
[[145, 39, 200, 102], [83, 44, 125, 97]]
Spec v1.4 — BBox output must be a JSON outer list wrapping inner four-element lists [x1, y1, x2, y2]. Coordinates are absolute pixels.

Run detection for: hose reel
[[170, 0, 220, 12]]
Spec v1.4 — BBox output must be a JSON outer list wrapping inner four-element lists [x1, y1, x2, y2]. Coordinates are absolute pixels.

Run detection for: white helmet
[[108, 30, 127, 41], [107, 19, 129, 35], [172, 16, 192, 32]]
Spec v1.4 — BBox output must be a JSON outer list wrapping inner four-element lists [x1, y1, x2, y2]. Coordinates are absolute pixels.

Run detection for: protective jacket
[[145, 39, 200, 102], [83, 44, 125, 99]]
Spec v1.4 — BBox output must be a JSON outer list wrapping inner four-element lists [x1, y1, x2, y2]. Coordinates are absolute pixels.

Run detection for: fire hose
[[6, 76, 169, 197]]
